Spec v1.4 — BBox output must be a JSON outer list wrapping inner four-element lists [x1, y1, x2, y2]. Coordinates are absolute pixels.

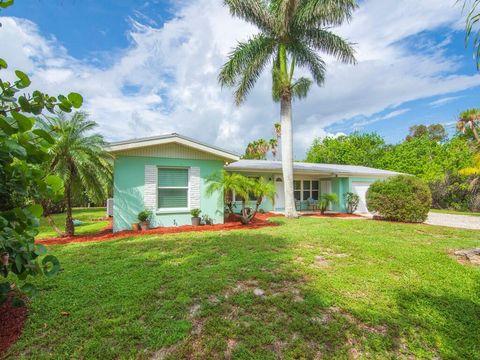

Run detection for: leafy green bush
[[0, 52, 82, 304], [137, 210, 152, 222], [344, 192, 360, 214], [366, 175, 432, 223], [190, 208, 201, 218]]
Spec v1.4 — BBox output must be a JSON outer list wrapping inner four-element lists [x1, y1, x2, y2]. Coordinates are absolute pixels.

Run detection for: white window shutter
[[144, 165, 157, 210], [189, 167, 200, 209]]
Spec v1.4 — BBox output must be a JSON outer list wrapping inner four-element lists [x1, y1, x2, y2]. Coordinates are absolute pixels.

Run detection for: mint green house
[[107, 134, 399, 232]]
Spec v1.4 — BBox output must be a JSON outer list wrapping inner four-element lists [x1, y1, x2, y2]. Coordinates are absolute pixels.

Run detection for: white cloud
[[0, 0, 479, 159], [429, 96, 463, 107]]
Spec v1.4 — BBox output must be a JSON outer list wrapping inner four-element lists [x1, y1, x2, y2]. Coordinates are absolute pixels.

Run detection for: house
[[107, 133, 400, 232]]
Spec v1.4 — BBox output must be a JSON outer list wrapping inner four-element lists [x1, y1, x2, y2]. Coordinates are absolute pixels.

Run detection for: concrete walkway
[[425, 212, 480, 230]]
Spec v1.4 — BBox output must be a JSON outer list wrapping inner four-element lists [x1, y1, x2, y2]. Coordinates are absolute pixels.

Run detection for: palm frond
[[219, 34, 275, 91], [291, 77, 312, 99], [303, 29, 356, 64], [287, 42, 326, 85], [463, 0, 480, 69], [294, 0, 357, 27], [224, 0, 274, 33]]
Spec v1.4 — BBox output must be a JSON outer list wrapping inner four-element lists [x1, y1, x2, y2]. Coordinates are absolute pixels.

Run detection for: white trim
[[106, 134, 239, 161], [157, 166, 190, 211]]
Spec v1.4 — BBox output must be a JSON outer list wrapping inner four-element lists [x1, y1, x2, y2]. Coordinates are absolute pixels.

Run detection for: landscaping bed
[[37, 212, 282, 246]]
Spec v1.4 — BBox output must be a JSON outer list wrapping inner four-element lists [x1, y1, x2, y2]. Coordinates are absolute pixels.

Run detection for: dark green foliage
[[306, 130, 478, 211], [0, 55, 82, 303], [306, 132, 386, 167], [366, 175, 432, 223], [406, 123, 446, 142], [137, 210, 152, 222], [344, 191, 360, 214], [430, 174, 480, 211]]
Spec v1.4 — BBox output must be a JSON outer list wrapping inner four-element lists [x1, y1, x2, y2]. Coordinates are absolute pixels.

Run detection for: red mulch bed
[[0, 294, 27, 356], [36, 212, 358, 246], [37, 212, 283, 246]]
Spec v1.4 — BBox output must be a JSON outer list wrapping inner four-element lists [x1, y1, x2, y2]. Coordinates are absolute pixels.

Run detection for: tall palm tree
[[38, 111, 113, 236], [219, 0, 356, 218], [458, 108, 480, 145]]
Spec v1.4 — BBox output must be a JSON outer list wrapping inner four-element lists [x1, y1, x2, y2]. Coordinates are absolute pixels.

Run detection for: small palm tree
[[219, 0, 356, 218], [38, 111, 113, 236], [239, 177, 276, 224], [205, 170, 249, 213], [457, 108, 480, 144], [318, 193, 339, 215]]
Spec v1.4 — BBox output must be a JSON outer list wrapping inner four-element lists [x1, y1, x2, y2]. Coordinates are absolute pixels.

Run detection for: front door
[[274, 177, 285, 211]]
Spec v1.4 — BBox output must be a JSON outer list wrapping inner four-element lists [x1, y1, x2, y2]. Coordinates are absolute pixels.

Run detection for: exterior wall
[[113, 155, 224, 231]]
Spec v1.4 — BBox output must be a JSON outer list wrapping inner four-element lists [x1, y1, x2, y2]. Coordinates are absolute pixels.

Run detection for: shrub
[[318, 193, 339, 214], [366, 175, 432, 223], [344, 192, 360, 214], [137, 210, 152, 222]]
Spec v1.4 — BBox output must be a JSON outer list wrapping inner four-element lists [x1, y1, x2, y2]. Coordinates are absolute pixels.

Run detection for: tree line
[[306, 119, 480, 211]]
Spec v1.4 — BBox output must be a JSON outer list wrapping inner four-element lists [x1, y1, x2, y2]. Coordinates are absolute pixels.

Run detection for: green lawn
[[430, 208, 480, 217], [9, 217, 480, 359], [37, 207, 109, 239]]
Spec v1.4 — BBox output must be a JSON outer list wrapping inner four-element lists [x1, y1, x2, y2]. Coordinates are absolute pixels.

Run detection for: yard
[[6, 216, 480, 359], [36, 208, 109, 239]]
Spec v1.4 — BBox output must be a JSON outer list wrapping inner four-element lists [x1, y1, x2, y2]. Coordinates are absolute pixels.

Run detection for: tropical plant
[[206, 170, 250, 213], [405, 124, 446, 142], [457, 108, 480, 145], [306, 132, 385, 167], [219, 0, 356, 218], [238, 177, 276, 224], [137, 209, 152, 222], [37, 111, 112, 236], [0, 52, 82, 303], [344, 192, 360, 214], [190, 208, 202, 218], [366, 175, 432, 223], [318, 193, 339, 214], [461, 0, 480, 69], [244, 138, 271, 159], [202, 214, 213, 225]]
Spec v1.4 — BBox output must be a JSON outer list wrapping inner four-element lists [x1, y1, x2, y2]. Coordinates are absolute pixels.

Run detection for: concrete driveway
[[425, 212, 480, 230]]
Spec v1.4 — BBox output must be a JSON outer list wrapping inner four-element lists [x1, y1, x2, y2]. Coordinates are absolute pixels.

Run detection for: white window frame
[[157, 166, 190, 212], [294, 179, 320, 201]]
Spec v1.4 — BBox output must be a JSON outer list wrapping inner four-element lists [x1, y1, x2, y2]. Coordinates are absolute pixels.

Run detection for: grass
[[430, 208, 480, 217], [8, 217, 480, 359], [37, 207, 109, 239]]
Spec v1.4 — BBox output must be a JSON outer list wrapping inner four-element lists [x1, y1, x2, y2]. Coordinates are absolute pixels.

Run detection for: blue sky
[[1, 0, 480, 156]]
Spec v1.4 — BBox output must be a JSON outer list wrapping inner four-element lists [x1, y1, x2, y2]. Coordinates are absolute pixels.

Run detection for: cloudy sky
[[1, 0, 480, 158]]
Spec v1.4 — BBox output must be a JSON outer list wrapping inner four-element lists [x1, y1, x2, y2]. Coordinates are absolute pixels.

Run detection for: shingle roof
[[225, 160, 401, 177]]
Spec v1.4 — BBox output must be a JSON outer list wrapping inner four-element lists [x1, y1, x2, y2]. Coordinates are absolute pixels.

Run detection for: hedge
[[366, 175, 432, 223]]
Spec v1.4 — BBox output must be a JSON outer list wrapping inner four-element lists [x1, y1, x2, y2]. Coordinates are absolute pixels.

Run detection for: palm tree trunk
[[280, 95, 298, 218], [65, 178, 74, 236]]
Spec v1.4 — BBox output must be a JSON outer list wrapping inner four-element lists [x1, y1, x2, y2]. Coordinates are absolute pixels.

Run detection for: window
[[158, 168, 189, 209], [294, 180, 319, 201], [294, 180, 301, 201]]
